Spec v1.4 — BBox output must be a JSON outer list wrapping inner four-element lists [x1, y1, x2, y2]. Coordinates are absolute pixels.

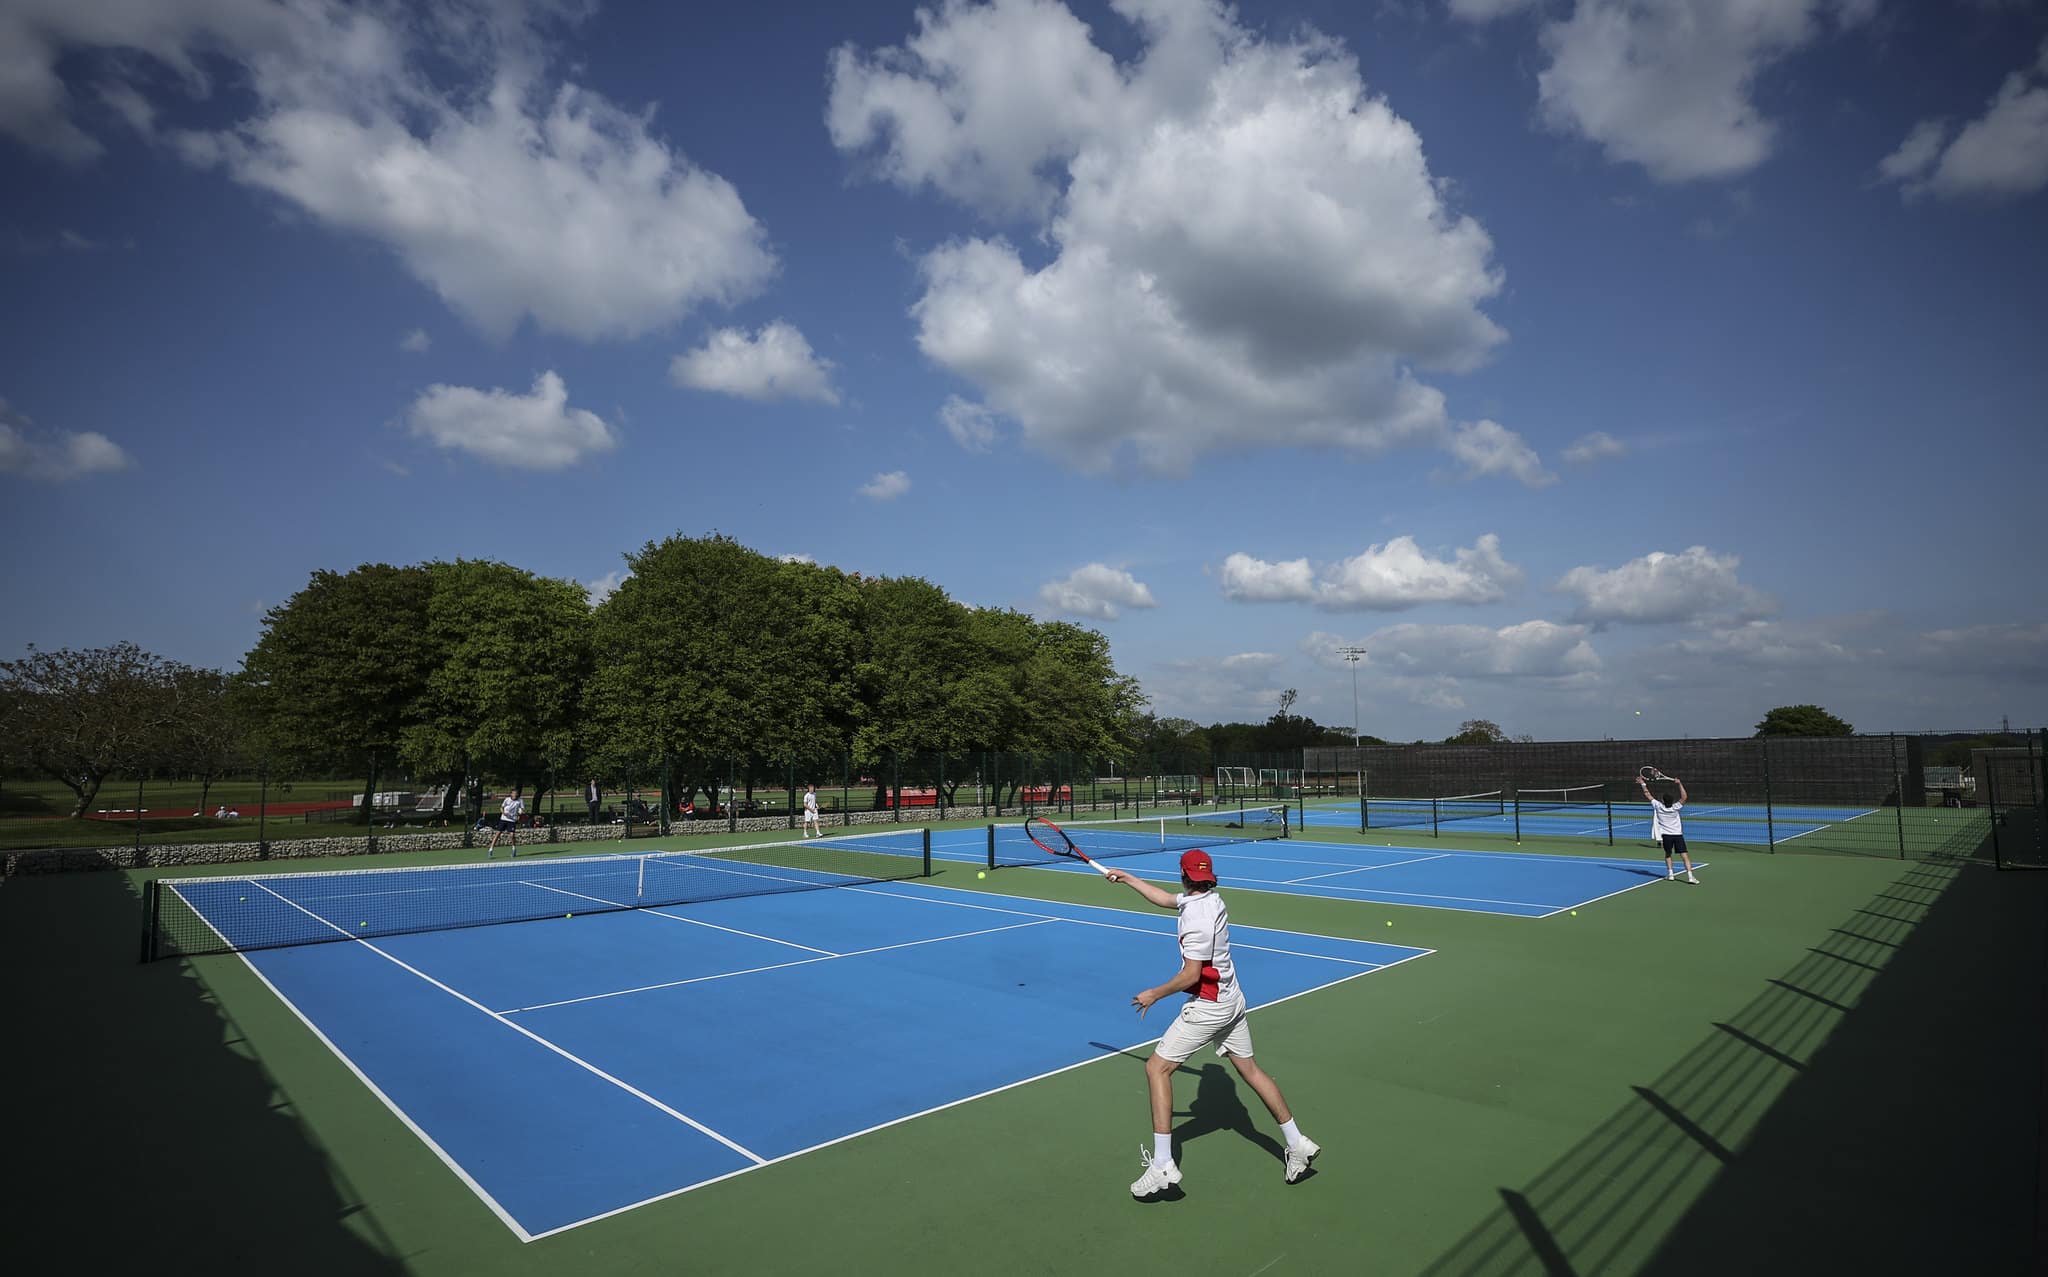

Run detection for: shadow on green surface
[[0, 869, 409, 1273], [1421, 850, 2045, 1276]]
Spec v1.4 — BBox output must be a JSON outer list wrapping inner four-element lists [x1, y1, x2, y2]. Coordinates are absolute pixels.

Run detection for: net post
[[1512, 791, 1521, 844], [1989, 763, 2003, 868], [1430, 797, 1439, 839], [138, 878, 157, 963], [1604, 784, 1614, 846], [922, 827, 932, 878], [985, 824, 996, 871], [1358, 791, 1367, 834]]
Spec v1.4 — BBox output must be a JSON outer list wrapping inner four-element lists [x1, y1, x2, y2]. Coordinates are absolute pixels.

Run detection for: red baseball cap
[[1179, 849, 1217, 883]]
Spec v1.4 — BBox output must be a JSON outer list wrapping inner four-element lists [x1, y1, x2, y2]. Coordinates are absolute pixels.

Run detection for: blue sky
[[3, 0, 2045, 743]]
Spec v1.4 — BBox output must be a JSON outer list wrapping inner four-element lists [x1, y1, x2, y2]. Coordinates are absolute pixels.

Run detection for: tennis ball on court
[[1570, 911, 1578, 916], [1385, 920, 1393, 927], [977, 871, 986, 879]]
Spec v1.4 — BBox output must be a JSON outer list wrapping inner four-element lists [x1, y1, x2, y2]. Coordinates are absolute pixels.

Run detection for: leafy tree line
[[2, 535, 1148, 819]]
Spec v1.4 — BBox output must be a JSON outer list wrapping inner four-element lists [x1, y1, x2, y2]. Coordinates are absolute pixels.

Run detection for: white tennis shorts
[[1156, 992, 1253, 1062]]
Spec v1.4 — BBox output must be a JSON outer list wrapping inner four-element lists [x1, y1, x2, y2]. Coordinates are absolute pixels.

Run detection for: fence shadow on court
[[1419, 844, 2044, 1277], [1, 870, 410, 1273]]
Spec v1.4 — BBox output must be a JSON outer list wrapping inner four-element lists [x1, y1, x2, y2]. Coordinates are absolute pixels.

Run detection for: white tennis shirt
[[1175, 889, 1239, 1003], [500, 795, 524, 822], [1649, 798, 1683, 836]]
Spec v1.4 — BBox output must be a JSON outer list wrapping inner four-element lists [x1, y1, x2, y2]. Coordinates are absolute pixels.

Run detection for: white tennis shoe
[[1130, 1150, 1182, 1198], [1284, 1137, 1321, 1184]]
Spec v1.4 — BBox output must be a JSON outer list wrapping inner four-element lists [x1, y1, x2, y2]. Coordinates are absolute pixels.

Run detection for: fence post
[[1892, 733, 1905, 860], [258, 756, 270, 858], [1761, 738, 1776, 854], [1988, 762, 2003, 868]]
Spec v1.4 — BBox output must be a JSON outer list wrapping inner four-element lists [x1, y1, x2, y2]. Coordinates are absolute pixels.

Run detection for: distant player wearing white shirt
[[1104, 848, 1320, 1198], [485, 788, 524, 859], [1639, 773, 1697, 883], [801, 784, 822, 838]]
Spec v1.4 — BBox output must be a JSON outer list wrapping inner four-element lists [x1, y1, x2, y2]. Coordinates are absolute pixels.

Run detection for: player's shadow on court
[[1174, 1063, 1292, 1178]]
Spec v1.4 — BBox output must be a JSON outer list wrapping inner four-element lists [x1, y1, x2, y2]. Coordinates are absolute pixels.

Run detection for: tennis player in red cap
[[1104, 848, 1320, 1198]]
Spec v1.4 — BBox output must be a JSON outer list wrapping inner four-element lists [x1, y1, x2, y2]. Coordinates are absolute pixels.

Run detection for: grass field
[[4, 817, 2040, 1274]]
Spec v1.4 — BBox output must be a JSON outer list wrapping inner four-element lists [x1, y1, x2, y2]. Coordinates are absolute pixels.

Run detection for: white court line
[[526, 880, 840, 957], [242, 880, 767, 1158], [1284, 853, 1451, 885], [498, 918, 1059, 1014], [523, 943, 1436, 1241]]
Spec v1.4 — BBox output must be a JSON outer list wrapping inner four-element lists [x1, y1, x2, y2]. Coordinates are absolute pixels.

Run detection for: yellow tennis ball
[[1570, 910, 1578, 916], [1385, 920, 1392, 927], [977, 871, 986, 879]]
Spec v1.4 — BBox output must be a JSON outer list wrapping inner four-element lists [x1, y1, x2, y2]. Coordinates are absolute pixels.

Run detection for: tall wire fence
[[1305, 730, 2045, 863]]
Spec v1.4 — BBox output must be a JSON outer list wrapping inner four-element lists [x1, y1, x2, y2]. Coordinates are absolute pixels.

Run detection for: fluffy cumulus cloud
[[830, 0, 1542, 481], [1555, 545, 1775, 626], [0, 397, 132, 480], [859, 470, 911, 500], [404, 371, 617, 470], [1529, 0, 1872, 183], [1220, 534, 1523, 610], [1361, 620, 1601, 678], [1563, 430, 1627, 463], [5, 0, 775, 341], [670, 321, 840, 404], [1879, 40, 2048, 199], [1037, 563, 1159, 620]]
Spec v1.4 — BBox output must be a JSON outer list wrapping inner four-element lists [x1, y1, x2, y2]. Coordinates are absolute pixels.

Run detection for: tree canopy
[[1754, 705, 1854, 737], [0, 642, 192, 816]]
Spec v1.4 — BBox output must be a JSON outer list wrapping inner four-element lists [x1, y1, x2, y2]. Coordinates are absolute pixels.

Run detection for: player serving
[[1638, 768, 1698, 884], [1104, 849, 1320, 1198]]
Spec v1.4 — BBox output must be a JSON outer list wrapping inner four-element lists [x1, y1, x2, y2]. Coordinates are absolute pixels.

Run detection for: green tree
[[1443, 718, 1508, 745], [166, 666, 249, 815], [0, 642, 186, 817], [402, 560, 593, 818], [240, 564, 438, 815], [586, 535, 855, 815], [1754, 705, 1854, 737]]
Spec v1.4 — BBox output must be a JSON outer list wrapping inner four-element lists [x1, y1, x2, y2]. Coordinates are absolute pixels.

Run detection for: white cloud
[[1534, 0, 1866, 183], [404, 371, 616, 471], [777, 552, 817, 565], [1555, 545, 1775, 626], [1448, 0, 1540, 19], [0, 397, 132, 481], [1879, 42, 2048, 199], [939, 394, 1000, 452], [1037, 563, 1159, 620], [859, 470, 911, 500], [1562, 430, 1626, 463], [582, 569, 627, 606], [8, 1, 776, 341], [399, 328, 431, 353], [671, 321, 840, 404], [1335, 620, 1603, 679], [1664, 618, 1855, 667], [1446, 418, 1555, 486], [832, 0, 1542, 482], [1221, 534, 1523, 610]]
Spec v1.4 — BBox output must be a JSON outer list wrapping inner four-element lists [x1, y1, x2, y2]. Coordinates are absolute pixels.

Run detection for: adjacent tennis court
[[1301, 796, 1878, 845], [172, 852, 1428, 1239]]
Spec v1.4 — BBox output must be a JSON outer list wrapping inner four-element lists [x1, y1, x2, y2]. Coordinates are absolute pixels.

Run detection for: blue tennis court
[[978, 829, 1702, 918], [1300, 799, 1882, 845], [201, 870, 1427, 1240]]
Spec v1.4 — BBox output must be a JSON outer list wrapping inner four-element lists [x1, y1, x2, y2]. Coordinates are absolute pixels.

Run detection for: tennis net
[[988, 805, 1289, 870], [1515, 784, 1607, 813], [1363, 790, 1505, 835], [141, 828, 931, 961]]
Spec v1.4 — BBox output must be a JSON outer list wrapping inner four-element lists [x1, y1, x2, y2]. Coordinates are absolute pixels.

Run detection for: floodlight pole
[[1340, 647, 1368, 748]]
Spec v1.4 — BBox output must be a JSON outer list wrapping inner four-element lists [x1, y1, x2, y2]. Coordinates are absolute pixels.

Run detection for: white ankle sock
[[1153, 1133, 1173, 1163], [1280, 1119, 1303, 1147]]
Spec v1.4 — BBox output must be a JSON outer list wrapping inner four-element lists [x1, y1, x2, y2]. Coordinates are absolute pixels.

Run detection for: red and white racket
[[1024, 815, 1115, 877]]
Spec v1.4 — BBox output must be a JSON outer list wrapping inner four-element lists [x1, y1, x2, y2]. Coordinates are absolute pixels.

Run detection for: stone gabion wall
[[0, 807, 994, 877]]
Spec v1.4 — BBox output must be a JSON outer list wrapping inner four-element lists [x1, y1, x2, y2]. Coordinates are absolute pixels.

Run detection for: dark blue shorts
[[494, 817, 518, 832], [1660, 834, 1689, 855]]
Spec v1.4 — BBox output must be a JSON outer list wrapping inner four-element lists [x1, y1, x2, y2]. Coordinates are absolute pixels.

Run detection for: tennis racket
[[1637, 766, 1665, 782], [1024, 815, 1115, 877]]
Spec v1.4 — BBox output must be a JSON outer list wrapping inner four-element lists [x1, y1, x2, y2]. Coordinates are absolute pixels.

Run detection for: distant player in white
[[1105, 848, 1320, 1198], [1639, 773, 1697, 883], [801, 784, 822, 838], [485, 787, 524, 859]]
